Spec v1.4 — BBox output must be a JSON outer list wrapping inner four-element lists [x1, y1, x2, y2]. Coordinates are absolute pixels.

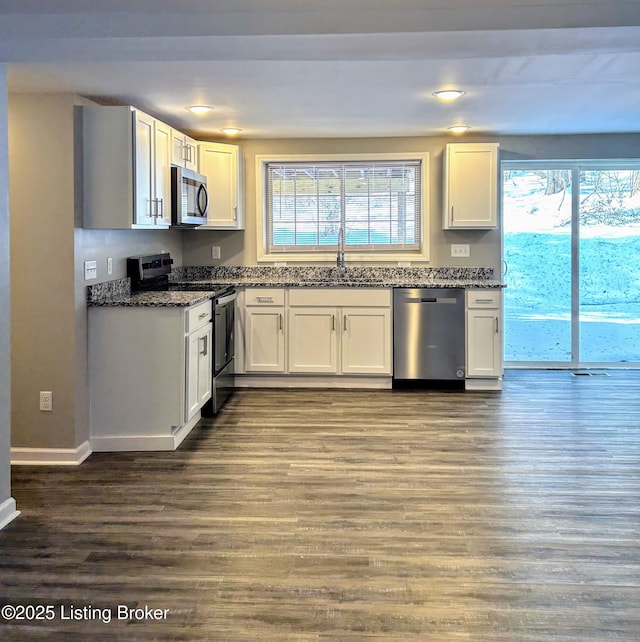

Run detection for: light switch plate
[[211, 246, 221, 259], [84, 260, 97, 280], [107, 257, 113, 275], [451, 244, 470, 258]]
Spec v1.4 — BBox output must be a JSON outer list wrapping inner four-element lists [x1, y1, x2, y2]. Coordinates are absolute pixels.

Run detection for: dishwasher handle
[[403, 297, 459, 304]]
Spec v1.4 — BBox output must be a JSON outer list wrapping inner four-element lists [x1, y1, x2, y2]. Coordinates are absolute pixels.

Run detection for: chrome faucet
[[336, 226, 347, 277]]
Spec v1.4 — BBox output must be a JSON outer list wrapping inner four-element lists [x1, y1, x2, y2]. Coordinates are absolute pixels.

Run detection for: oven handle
[[215, 291, 237, 307]]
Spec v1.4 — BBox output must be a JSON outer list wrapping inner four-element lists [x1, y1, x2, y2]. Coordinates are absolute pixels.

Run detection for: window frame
[[255, 153, 430, 263]]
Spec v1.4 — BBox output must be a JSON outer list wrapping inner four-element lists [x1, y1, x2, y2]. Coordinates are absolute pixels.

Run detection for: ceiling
[[2, 0, 640, 139]]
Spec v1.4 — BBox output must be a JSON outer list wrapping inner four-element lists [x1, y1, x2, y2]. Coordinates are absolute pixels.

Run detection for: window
[[256, 153, 429, 262]]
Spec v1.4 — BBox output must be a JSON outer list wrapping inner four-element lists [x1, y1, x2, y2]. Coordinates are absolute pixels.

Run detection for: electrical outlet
[[84, 260, 97, 280], [107, 257, 113, 275], [451, 244, 470, 258], [398, 261, 411, 267], [211, 246, 221, 259], [40, 391, 53, 412]]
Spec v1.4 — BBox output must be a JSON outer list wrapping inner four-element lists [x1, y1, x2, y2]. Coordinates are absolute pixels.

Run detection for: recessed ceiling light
[[186, 105, 214, 115], [433, 90, 465, 101], [448, 125, 471, 134], [220, 127, 242, 135]]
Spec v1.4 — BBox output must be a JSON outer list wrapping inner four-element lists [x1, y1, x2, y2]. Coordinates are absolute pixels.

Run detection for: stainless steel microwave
[[171, 166, 209, 227]]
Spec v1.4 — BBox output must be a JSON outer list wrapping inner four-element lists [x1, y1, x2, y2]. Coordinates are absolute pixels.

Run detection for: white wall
[[182, 135, 503, 270], [9, 93, 184, 452], [0, 65, 18, 529], [182, 132, 640, 271]]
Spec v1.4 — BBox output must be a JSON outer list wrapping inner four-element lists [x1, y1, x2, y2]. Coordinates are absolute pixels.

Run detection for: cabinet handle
[[279, 313, 283, 331], [200, 335, 208, 356], [233, 206, 238, 221], [332, 314, 335, 332], [150, 198, 156, 218], [475, 298, 493, 304], [198, 312, 207, 319], [256, 296, 273, 303], [159, 198, 164, 217], [495, 317, 499, 334], [343, 314, 347, 332], [451, 205, 454, 225]]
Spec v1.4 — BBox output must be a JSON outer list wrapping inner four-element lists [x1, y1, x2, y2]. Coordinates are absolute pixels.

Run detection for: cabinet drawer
[[288, 288, 391, 308], [466, 290, 501, 308], [185, 300, 212, 333], [245, 288, 285, 306]]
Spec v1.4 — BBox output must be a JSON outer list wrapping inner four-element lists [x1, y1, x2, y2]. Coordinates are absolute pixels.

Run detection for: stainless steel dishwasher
[[393, 288, 465, 383]]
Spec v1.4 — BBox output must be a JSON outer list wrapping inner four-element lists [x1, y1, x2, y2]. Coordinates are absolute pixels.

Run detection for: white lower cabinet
[[288, 307, 339, 373], [341, 307, 391, 374], [237, 287, 392, 378], [242, 288, 286, 373], [89, 300, 212, 451], [466, 290, 503, 380], [185, 322, 212, 421], [287, 289, 392, 376]]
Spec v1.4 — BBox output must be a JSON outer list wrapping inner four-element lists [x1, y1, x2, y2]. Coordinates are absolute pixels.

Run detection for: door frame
[[501, 159, 640, 369]]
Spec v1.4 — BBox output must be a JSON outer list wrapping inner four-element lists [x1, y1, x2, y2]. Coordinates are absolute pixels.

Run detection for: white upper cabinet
[[171, 129, 199, 172], [83, 106, 172, 229], [132, 110, 171, 227], [443, 142, 499, 229], [198, 142, 244, 230]]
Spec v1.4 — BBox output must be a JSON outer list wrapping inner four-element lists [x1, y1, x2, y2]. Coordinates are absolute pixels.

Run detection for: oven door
[[203, 289, 237, 417], [213, 290, 236, 376]]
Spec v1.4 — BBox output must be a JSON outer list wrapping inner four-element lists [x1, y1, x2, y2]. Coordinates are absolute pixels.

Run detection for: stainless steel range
[[127, 253, 236, 414]]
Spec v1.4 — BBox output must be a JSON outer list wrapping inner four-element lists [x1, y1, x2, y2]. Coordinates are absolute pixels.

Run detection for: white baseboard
[[465, 377, 503, 391], [0, 497, 20, 530], [235, 375, 392, 389], [11, 440, 92, 466], [90, 413, 200, 452]]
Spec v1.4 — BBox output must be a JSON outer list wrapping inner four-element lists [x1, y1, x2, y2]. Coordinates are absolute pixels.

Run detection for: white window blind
[[266, 160, 422, 253]]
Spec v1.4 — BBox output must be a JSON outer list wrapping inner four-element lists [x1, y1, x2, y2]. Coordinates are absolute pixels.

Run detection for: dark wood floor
[[1, 370, 640, 641]]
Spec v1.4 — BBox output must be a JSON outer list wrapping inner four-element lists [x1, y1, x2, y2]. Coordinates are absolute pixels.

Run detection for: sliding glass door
[[578, 169, 640, 363], [502, 162, 640, 367]]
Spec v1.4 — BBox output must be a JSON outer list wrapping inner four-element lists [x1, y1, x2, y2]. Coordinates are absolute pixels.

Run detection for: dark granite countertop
[[172, 277, 504, 290], [87, 266, 505, 308], [170, 264, 505, 290], [88, 289, 214, 308]]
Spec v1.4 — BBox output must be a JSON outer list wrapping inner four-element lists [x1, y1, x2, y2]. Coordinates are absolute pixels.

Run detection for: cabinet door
[[341, 307, 391, 375], [171, 131, 199, 172], [184, 135, 199, 172], [443, 143, 499, 229], [199, 142, 243, 229], [288, 307, 338, 373], [186, 324, 212, 421], [133, 111, 156, 227], [197, 325, 213, 406], [466, 309, 502, 377], [171, 130, 186, 167], [245, 307, 285, 372], [154, 119, 172, 226]]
